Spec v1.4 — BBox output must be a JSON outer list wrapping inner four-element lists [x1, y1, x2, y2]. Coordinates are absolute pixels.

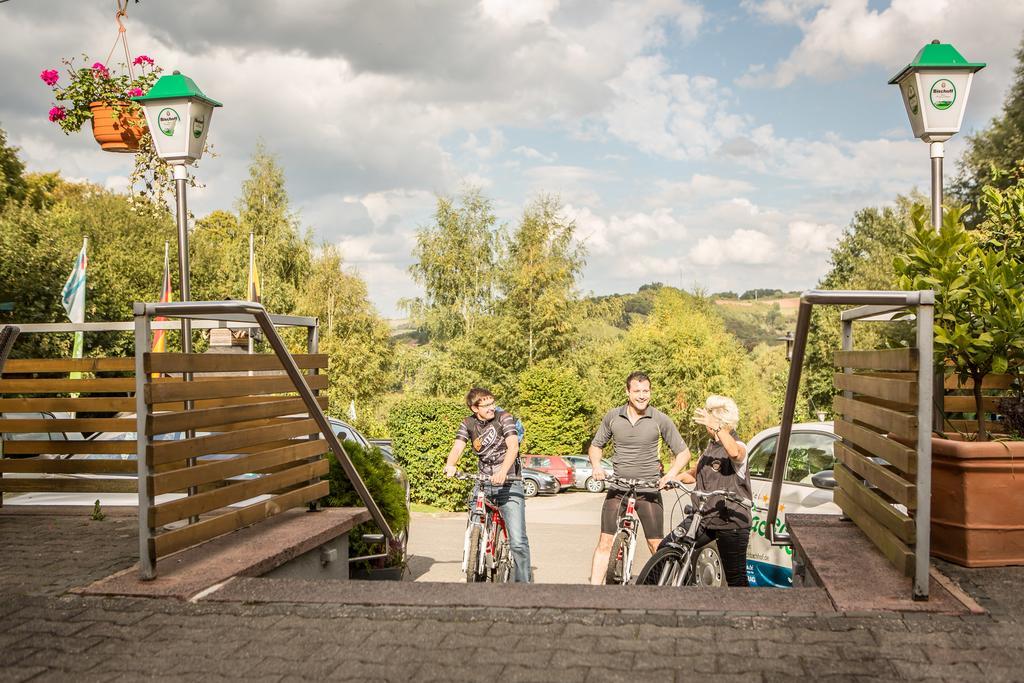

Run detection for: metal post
[[173, 164, 198, 519], [134, 304, 156, 580], [930, 142, 943, 231], [914, 298, 935, 600], [765, 299, 812, 544]]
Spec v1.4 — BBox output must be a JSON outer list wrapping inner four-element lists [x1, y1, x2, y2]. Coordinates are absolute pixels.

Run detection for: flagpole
[[248, 232, 255, 369]]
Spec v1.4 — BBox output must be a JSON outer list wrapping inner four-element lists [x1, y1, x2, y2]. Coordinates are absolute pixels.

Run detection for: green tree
[[405, 187, 498, 342], [295, 244, 393, 410], [0, 127, 26, 210], [801, 197, 920, 417], [956, 35, 1024, 213], [513, 362, 595, 454], [236, 142, 311, 313], [495, 194, 584, 368]]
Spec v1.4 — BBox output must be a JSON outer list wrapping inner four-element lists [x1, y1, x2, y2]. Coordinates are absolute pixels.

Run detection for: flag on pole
[[61, 239, 87, 379], [248, 232, 262, 303], [151, 243, 173, 377]]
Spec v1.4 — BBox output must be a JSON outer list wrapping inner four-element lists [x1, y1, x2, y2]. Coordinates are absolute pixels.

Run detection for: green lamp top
[[889, 40, 986, 84], [132, 71, 223, 107]]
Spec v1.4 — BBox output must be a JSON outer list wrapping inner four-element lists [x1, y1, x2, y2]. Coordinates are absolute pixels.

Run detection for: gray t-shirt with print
[[592, 405, 688, 491]]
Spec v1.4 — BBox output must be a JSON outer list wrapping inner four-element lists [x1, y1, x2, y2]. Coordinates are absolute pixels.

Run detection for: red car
[[523, 455, 575, 491]]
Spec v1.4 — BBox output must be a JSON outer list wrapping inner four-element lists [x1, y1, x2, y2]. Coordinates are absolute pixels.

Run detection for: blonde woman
[[663, 395, 752, 587]]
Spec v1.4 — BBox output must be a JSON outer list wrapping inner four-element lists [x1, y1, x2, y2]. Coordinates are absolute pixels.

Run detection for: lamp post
[[777, 331, 795, 362], [133, 71, 222, 353], [889, 40, 984, 230]]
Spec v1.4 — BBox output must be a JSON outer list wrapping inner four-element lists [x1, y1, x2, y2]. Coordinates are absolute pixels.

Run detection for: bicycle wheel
[[493, 539, 514, 583], [605, 531, 629, 585], [636, 546, 687, 586], [466, 526, 483, 583]]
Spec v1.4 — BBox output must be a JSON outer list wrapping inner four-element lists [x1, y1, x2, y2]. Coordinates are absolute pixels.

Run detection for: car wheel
[[585, 477, 604, 493], [522, 479, 538, 497], [694, 542, 724, 587]]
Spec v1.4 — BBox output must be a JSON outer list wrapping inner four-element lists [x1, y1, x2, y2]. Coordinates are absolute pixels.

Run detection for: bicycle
[[635, 481, 753, 586], [456, 472, 515, 583], [603, 476, 661, 585]]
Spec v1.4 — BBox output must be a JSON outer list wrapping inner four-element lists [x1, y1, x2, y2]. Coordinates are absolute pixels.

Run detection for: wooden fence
[[943, 373, 1016, 436], [1, 356, 141, 501], [138, 352, 331, 561], [832, 348, 921, 577]]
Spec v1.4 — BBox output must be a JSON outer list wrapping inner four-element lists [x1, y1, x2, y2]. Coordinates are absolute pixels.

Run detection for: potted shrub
[[895, 193, 1024, 567], [325, 439, 411, 580]]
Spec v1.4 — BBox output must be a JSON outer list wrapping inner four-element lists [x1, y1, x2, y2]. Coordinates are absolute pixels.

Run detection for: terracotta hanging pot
[[89, 101, 147, 153]]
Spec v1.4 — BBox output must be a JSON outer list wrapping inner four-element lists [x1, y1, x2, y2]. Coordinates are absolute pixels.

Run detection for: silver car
[[562, 455, 614, 492]]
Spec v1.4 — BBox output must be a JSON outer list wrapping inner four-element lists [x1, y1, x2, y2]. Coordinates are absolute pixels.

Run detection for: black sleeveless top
[[694, 432, 752, 530]]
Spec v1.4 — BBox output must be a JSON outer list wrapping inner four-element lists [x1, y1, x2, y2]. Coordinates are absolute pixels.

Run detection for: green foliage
[[0, 127, 26, 210], [496, 195, 584, 370], [386, 396, 476, 511], [956, 36, 1024, 215], [405, 188, 498, 342], [801, 197, 920, 417], [324, 439, 410, 565], [90, 499, 105, 522], [295, 244, 393, 409], [896, 205, 1024, 440], [514, 362, 594, 454], [585, 288, 777, 450]]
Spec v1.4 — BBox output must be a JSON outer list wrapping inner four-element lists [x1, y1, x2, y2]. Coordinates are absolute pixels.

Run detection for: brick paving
[[2, 509, 1023, 682]]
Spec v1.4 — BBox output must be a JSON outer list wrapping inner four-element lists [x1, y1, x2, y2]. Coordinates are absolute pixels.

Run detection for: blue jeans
[[476, 480, 532, 583]]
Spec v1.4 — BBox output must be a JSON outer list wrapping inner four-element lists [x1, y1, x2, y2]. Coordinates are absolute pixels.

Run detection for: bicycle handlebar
[[663, 481, 753, 509], [454, 471, 522, 483]]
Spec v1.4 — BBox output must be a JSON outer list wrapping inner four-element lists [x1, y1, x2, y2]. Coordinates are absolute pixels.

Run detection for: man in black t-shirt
[[443, 387, 532, 582]]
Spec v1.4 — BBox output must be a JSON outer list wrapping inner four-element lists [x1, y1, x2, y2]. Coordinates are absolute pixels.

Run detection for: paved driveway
[[408, 488, 694, 583]]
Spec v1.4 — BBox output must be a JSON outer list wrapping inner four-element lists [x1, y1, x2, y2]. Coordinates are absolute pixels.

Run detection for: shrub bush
[[323, 439, 410, 563], [515, 362, 594, 454], [386, 396, 476, 511]]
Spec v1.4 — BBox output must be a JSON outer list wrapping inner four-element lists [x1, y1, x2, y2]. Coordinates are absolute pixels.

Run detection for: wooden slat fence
[[0, 354, 329, 531], [832, 347, 921, 576], [140, 352, 330, 559], [942, 373, 1015, 436]]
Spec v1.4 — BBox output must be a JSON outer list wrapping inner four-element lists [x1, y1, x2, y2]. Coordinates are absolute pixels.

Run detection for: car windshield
[[530, 456, 551, 467]]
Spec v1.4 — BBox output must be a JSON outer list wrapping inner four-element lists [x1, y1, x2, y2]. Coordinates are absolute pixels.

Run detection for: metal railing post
[[133, 304, 156, 580], [914, 297, 935, 600]]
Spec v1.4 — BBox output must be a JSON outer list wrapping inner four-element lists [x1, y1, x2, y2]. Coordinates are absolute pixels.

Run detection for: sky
[[2, 1, 1023, 317]]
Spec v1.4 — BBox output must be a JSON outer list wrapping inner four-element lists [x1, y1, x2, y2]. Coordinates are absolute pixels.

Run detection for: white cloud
[[524, 166, 613, 206], [479, 0, 560, 28], [690, 229, 778, 265], [738, 0, 1024, 105], [567, 205, 687, 256], [741, 0, 825, 24], [787, 220, 840, 253], [513, 145, 558, 163], [650, 174, 756, 205]]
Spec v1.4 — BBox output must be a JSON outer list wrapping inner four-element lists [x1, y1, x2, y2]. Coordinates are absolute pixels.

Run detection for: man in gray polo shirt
[[588, 371, 692, 584]]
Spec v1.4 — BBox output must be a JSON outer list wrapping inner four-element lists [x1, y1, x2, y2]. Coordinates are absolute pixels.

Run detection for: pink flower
[[48, 106, 67, 122], [127, 87, 144, 97], [132, 55, 154, 67], [91, 62, 110, 79], [40, 69, 59, 86]]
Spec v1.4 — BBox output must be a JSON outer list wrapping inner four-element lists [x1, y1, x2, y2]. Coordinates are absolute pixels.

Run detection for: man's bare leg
[[590, 532, 614, 585]]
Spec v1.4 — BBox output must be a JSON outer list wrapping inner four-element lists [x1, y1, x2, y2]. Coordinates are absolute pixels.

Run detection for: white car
[[744, 422, 841, 587]]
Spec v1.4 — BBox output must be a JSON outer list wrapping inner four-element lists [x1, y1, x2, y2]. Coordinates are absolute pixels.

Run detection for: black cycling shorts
[[601, 488, 664, 539]]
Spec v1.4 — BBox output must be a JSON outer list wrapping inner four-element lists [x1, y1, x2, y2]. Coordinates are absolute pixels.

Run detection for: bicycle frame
[[616, 492, 640, 579], [461, 480, 510, 579]]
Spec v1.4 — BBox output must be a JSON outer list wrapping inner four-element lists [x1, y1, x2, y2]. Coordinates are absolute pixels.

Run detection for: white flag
[[61, 239, 88, 324], [347, 399, 357, 421], [61, 239, 87, 365]]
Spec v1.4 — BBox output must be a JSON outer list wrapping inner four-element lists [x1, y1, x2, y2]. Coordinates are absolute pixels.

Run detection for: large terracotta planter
[[89, 101, 146, 153], [931, 436, 1024, 567]]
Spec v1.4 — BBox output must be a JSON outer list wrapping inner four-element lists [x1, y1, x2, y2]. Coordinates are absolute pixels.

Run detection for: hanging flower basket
[[88, 101, 147, 153]]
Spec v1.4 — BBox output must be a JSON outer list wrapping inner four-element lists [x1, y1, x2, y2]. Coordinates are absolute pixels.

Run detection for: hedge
[[386, 396, 477, 511]]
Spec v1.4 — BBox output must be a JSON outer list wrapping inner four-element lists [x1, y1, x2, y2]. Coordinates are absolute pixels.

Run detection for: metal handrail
[[766, 289, 934, 600], [133, 300, 393, 579]]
